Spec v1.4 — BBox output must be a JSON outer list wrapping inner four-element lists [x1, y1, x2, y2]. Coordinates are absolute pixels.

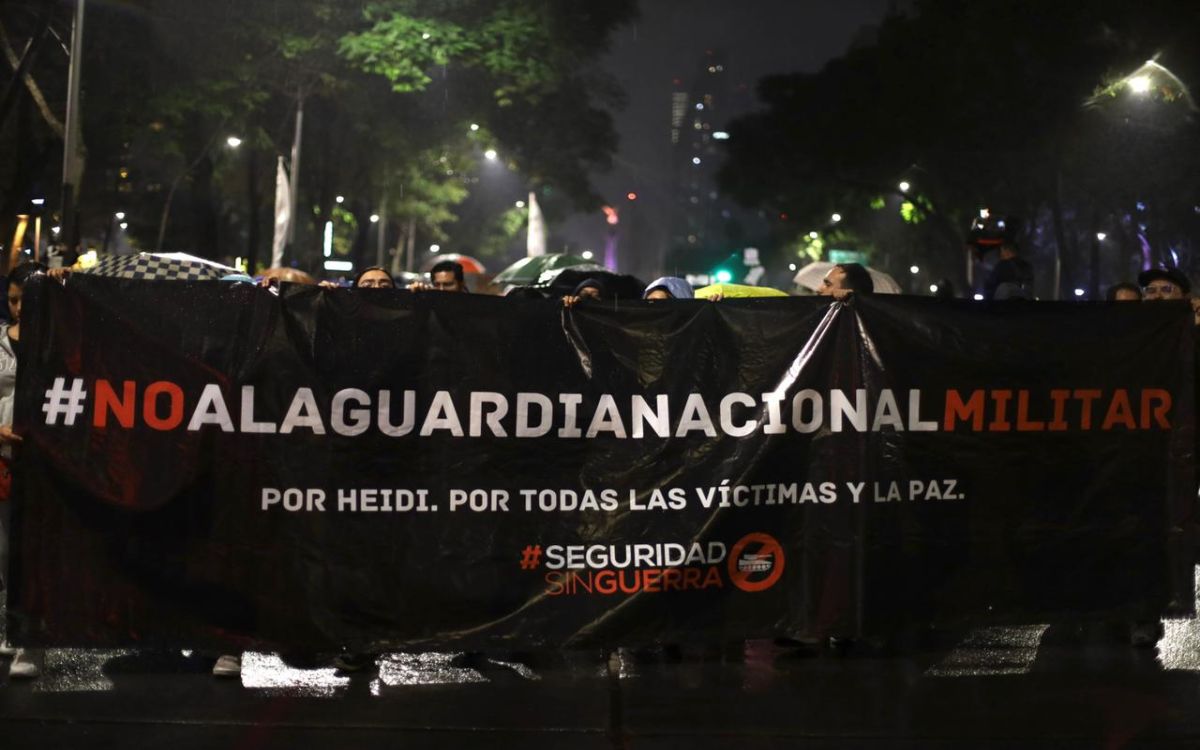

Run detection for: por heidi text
[[260, 480, 964, 514]]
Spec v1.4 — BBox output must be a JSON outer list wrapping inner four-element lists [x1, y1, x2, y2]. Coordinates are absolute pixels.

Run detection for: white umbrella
[[793, 261, 903, 294]]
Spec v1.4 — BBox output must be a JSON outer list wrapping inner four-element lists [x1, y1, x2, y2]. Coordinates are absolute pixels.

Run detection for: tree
[[719, 0, 1200, 296]]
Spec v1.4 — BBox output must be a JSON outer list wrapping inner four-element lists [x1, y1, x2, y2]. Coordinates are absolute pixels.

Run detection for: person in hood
[[642, 277, 693, 300], [563, 277, 608, 308]]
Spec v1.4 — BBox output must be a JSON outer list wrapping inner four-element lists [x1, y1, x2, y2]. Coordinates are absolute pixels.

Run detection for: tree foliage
[[0, 0, 635, 272], [719, 0, 1200, 296]]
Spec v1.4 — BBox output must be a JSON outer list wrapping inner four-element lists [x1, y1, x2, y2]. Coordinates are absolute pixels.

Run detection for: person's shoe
[[332, 652, 376, 673], [1129, 620, 1164, 648], [0, 641, 18, 656], [8, 649, 42, 678], [212, 654, 242, 677]]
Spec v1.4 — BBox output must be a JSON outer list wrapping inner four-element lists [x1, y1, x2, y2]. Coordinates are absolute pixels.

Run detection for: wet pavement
[[6, 593, 1200, 747]]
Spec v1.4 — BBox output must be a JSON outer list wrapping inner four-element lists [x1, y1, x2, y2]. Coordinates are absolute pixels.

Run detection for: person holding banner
[[410, 260, 469, 293], [1, 261, 47, 678], [817, 263, 874, 299]]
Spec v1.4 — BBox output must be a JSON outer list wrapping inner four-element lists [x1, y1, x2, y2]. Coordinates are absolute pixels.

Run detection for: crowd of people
[[0, 252, 1196, 679]]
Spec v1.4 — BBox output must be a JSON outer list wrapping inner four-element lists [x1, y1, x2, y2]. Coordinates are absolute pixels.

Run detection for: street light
[[1095, 232, 1107, 241], [369, 214, 380, 223], [429, 244, 441, 253], [119, 221, 128, 230], [899, 181, 911, 193], [831, 213, 842, 223], [581, 250, 594, 260], [1128, 75, 1152, 94], [1074, 288, 1086, 297], [484, 149, 498, 161], [335, 195, 345, 204], [515, 200, 525, 208], [226, 136, 243, 149], [115, 211, 126, 220], [910, 265, 920, 274]]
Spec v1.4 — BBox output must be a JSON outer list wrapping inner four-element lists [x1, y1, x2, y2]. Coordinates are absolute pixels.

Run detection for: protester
[[1127, 266, 1195, 647], [982, 244, 1034, 300], [817, 263, 873, 298], [1, 261, 47, 678], [1106, 282, 1141, 302], [563, 277, 607, 308], [411, 260, 468, 293], [1138, 267, 1190, 301], [352, 267, 396, 289], [642, 277, 693, 300]]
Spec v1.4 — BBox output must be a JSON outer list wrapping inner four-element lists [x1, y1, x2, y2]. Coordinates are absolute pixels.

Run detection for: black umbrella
[[542, 267, 646, 300]]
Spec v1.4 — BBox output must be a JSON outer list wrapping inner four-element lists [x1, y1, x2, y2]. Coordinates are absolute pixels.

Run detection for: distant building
[[667, 49, 756, 273]]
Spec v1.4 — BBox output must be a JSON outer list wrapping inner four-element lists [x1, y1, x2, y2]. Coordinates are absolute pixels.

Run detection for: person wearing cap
[[1129, 266, 1199, 648], [1138, 267, 1200, 324], [643, 277, 693, 300], [1139, 267, 1190, 300]]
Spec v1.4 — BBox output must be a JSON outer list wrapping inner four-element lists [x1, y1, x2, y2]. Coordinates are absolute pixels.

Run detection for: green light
[[715, 269, 733, 284]]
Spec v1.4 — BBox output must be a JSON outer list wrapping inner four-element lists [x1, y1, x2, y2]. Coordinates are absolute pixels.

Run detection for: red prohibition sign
[[727, 532, 786, 593]]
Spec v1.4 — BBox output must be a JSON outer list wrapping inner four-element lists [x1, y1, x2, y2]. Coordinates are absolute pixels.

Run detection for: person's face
[[356, 270, 394, 289], [578, 285, 603, 301], [1142, 279, 1185, 300], [431, 271, 464, 292], [645, 288, 672, 301], [1114, 288, 1141, 302], [7, 283, 21, 323], [818, 267, 847, 296]]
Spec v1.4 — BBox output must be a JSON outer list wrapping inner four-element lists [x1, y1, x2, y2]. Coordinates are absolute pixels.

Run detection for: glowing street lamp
[[898, 181, 911, 193], [831, 213, 842, 223], [226, 136, 243, 149], [484, 149, 498, 161], [1128, 75, 1152, 94]]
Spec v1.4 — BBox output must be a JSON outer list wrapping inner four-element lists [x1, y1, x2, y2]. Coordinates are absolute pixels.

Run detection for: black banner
[[7, 277, 1195, 650]]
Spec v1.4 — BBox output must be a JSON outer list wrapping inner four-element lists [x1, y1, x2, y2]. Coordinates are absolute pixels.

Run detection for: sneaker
[[332, 652, 376, 673], [212, 654, 242, 677], [1129, 621, 1164, 648], [0, 642, 18, 657], [8, 649, 42, 678]]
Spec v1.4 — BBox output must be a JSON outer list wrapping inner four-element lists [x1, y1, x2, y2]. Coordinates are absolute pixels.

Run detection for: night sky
[[561, 0, 893, 276]]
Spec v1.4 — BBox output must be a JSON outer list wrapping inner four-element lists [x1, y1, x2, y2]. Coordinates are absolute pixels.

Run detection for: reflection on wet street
[[7, 572, 1200, 747]]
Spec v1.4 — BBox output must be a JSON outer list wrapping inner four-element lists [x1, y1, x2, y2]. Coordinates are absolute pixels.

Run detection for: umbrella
[[695, 283, 788, 299], [491, 253, 591, 286], [421, 253, 488, 274], [542, 267, 646, 300], [792, 261, 902, 294], [87, 252, 236, 281]]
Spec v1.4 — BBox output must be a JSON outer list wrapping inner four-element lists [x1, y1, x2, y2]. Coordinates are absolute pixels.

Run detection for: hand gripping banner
[[7, 278, 1195, 650]]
